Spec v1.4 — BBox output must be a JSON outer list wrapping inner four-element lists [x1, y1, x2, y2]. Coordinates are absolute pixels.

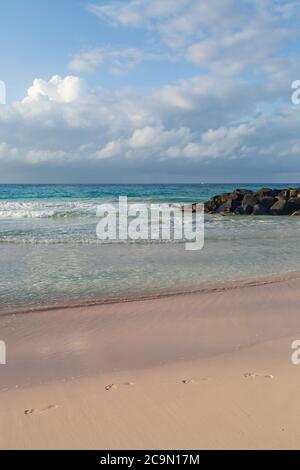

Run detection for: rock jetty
[[204, 188, 300, 216]]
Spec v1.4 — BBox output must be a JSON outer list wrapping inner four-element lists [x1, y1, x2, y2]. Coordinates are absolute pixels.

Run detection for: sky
[[1, 0, 300, 183]]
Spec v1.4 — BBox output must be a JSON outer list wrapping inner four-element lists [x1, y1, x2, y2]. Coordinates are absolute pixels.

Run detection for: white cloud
[[69, 47, 170, 74], [0, 64, 300, 179], [23, 75, 86, 104], [129, 126, 159, 149], [89, 0, 300, 77], [69, 49, 106, 73], [184, 124, 256, 159], [26, 149, 71, 164], [1, 1, 300, 181], [94, 140, 123, 159], [88, 0, 185, 29]]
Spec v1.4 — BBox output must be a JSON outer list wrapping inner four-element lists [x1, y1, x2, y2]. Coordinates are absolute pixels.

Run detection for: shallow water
[[1, 183, 300, 311]]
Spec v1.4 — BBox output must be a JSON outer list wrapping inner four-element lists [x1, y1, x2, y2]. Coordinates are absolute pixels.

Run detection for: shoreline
[[2, 273, 300, 386], [2, 274, 300, 449], [2, 269, 300, 317]]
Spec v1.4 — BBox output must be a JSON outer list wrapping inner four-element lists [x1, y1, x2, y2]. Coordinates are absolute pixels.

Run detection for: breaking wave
[[0, 201, 99, 219]]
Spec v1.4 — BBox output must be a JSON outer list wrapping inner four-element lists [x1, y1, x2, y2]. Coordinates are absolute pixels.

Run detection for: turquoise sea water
[[1, 183, 300, 312]]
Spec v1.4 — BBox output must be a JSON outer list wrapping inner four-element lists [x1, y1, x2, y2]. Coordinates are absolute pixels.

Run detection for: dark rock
[[257, 196, 276, 209], [252, 204, 269, 215], [269, 199, 289, 215], [286, 197, 300, 214], [217, 203, 230, 213], [212, 194, 221, 203], [235, 206, 245, 215], [219, 193, 233, 204], [289, 189, 300, 198], [257, 188, 281, 198], [204, 200, 215, 212], [242, 193, 257, 206], [230, 192, 242, 201], [204, 187, 300, 216], [232, 189, 253, 201], [229, 198, 242, 212], [241, 193, 257, 214], [243, 205, 253, 215], [217, 198, 240, 213], [277, 188, 298, 199]]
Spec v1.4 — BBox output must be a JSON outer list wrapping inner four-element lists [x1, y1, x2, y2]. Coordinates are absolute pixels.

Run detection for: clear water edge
[[1, 183, 300, 313]]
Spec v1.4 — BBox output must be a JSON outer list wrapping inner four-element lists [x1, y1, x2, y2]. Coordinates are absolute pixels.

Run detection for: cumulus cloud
[[0, 69, 299, 181], [23, 75, 86, 103], [2, 1, 300, 181]]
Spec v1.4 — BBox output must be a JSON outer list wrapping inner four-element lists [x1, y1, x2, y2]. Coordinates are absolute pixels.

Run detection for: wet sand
[[1, 274, 300, 449]]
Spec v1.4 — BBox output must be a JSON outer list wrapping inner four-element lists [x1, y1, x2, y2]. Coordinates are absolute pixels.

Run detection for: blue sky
[[1, 0, 300, 183], [2, 0, 199, 101]]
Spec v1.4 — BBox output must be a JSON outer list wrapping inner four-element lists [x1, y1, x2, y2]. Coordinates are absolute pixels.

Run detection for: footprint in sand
[[105, 382, 135, 391], [182, 379, 197, 385], [105, 384, 118, 391], [243, 372, 274, 380], [182, 377, 211, 385], [24, 404, 59, 416]]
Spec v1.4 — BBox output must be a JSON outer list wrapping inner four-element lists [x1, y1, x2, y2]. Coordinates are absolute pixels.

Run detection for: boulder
[[204, 199, 220, 212], [217, 203, 230, 213], [242, 193, 257, 205], [204, 187, 300, 216], [233, 189, 253, 200], [257, 188, 281, 198], [286, 197, 300, 214], [235, 206, 245, 215], [252, 204, 269, 215], [217, 198, 240, 213], [219, 193, 232, 204], [269, 199, 289, 215], [204, 201, 212, 212], [241, 193, 257, 214], [278, 189, 296, 199], [289, 189, 300, 198], [230, 191, 243, 201], [257, 196, 276, 209]]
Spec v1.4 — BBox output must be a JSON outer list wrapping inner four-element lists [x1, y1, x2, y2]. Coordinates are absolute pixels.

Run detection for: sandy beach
[[3, 0, 300, 454], [1, 274, 300, 450]]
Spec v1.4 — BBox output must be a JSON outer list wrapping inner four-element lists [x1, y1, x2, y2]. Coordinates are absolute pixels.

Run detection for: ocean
[[1, 183, 300, 312]]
